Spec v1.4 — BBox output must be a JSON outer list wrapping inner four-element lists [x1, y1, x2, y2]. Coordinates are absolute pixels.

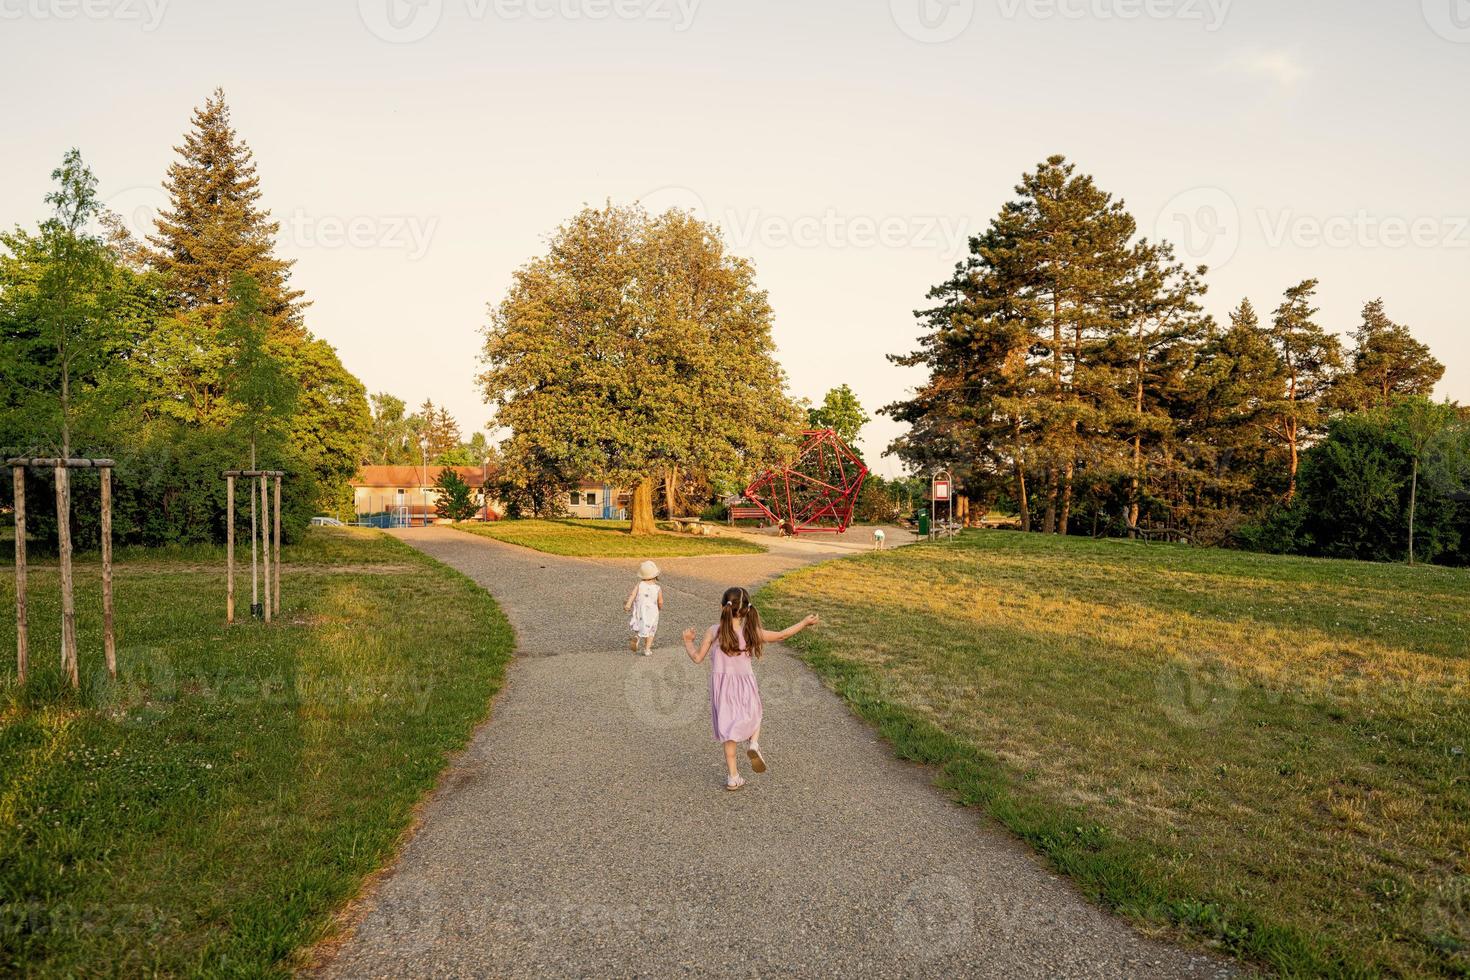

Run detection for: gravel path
[[319, 526, 1234, 979]]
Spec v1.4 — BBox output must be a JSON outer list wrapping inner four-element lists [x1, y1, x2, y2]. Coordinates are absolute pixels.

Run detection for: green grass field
[[455, 518, 765, 557], [0, 528, 515, 976], [759, 532, 1470, 978]]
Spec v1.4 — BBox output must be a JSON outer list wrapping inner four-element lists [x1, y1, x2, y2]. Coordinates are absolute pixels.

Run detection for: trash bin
[[916, 509, 930, 537]]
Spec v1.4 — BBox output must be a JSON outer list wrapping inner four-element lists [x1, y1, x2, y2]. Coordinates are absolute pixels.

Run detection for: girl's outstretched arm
[[760, 614, 820, 644], [624, 583, 638, 613], [682, 625, 716, 664]]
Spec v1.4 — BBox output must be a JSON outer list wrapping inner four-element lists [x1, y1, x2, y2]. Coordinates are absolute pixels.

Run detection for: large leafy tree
[[807, 384, 870, 447], [479, 203, 802, 534]]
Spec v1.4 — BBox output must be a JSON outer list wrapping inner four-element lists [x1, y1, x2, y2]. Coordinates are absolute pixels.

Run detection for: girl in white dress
[[624, 560, 663, 655]]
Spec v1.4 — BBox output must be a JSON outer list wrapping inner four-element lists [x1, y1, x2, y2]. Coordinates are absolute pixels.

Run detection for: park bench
[[727, 505, 767, 526]]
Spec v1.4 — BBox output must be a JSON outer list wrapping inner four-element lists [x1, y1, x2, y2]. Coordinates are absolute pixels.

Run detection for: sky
[[2, 0, 1467, 476]]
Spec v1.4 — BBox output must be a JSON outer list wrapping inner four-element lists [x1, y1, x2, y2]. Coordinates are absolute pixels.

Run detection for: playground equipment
[[8, 457, 116, 687], [744, 429, 868, 535], [223, 470, 285, 623], [929, 469, 960, 540]]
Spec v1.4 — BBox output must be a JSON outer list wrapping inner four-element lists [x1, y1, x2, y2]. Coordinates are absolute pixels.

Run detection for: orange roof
[[352, 465, 494, 488]]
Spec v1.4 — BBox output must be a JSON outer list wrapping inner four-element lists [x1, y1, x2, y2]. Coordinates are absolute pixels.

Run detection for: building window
[[586, 492, 597, 506], [570, 491, 581, 506]]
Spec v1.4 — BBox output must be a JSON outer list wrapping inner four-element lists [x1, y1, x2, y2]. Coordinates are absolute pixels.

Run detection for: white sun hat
[[639, 560, 661, 580]]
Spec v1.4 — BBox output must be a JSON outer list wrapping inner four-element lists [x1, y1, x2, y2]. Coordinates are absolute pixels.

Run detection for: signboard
[[932, 479, 950, 501]]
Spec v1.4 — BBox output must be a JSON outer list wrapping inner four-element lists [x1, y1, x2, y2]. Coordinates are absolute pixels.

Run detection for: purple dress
[[709, 631, 763, 743]]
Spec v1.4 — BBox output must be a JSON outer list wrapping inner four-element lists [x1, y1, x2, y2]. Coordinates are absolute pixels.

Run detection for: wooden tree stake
[[251, 473, 259, 616], [273, 475, 281, 616], [54, 464, 78, 688], [13, 467, 27, 685], [226, 475, 235, 623], [101, 466, 115, 679], [260, 476, 271, 624]]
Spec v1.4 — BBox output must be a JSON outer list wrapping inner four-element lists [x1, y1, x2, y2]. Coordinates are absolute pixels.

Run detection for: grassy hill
[[759, 531, 1470, 978]]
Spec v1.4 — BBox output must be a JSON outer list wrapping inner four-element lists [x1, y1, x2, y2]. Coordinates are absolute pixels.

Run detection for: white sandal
[[725, 775, 746, 792], [746, 744, 767, 774]]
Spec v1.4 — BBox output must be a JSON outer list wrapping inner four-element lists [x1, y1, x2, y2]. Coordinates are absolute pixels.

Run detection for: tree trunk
[[1408, 457, 1418, 566], [55, 465, 78, 688], [663, 466, 679, 519], [1059, 460, 1074, 536], [1014, 460, 1031, 533], [13, 467, 27, 685], [1128, 434, 1143, 534], [1043, 468, 1057, 534], [630, 477, 657, 535]]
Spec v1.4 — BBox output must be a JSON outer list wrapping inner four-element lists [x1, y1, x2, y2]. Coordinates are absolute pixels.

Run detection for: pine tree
[[1267, 280, 1342, 501], [148, 88, 305, 335], [1335, 299, 1444, 411]]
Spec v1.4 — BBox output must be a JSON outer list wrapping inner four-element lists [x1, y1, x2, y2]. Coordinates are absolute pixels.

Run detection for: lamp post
[[420, 436, 429, 527]]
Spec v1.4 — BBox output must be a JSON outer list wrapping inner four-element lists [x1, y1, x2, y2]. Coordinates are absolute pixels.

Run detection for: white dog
[[872, 528, 886, 551]]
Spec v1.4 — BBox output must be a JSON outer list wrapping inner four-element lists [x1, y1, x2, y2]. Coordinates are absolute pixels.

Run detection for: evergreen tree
[[148, 88, 305, 334], [1334, 299, 1444, 411], [1266, 280, 1342, 501], [432, 468, 479, 522]]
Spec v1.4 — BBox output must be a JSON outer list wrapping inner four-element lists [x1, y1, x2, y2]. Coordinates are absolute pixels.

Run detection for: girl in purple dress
[[682, 587, 820, 791]]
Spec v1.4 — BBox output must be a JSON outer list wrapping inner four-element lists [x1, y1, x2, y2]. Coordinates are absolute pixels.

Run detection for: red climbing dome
[[743, 429, 868, 535]]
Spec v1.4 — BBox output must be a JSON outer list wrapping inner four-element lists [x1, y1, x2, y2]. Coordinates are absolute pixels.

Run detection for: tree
[[1390, 397, 1460, 565], [433, 468, 479, 522], [479, 203, 802, 535], [1265, 280, 1342, 502], [0, 150, 125, 459], [1334, 299, 1443, 412], [808, 384, 870, 447], [367, 392, 416, 464], [219, 274, 296, 468], [885, 156, 1183, 535], [148, 88, 304, 336]]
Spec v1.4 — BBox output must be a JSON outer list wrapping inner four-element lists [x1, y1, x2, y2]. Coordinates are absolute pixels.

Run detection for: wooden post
[[226, 474, 235, 624], [260, 476, 271, 624], [54, 464, 78, 689], [13, 466, 27, 686], [273, 475, 281, 616], [250, 473, 259, 617], [101, 466, 115, 679]]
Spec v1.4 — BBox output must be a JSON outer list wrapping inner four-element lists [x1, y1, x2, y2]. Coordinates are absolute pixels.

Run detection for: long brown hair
[[717, 587, 764, 658]]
